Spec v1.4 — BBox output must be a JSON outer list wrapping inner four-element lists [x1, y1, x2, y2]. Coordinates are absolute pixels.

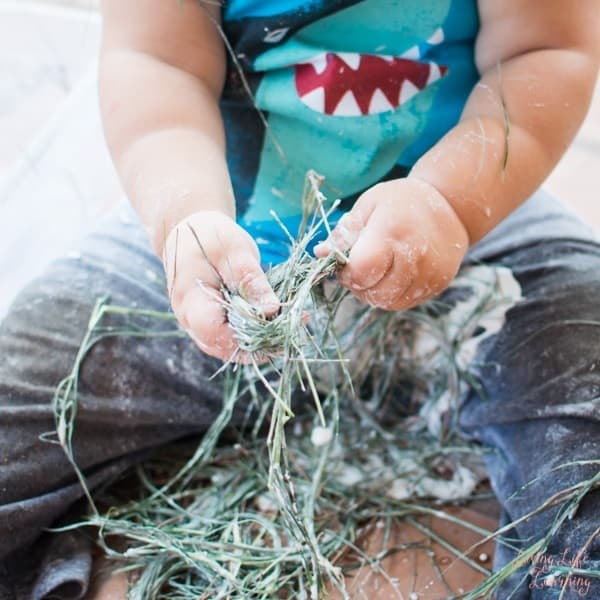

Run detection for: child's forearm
[[411, 3, 600, 245], [100, 49, 234, 254], [99, 1, 233, 256], [99, 2, 281, 362]]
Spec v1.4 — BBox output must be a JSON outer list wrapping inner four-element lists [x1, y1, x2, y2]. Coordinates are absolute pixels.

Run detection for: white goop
[[311, 426, 333, 446]]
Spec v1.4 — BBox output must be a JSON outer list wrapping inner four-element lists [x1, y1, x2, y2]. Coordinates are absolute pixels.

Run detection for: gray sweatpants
[[1, 191, 599, 599]]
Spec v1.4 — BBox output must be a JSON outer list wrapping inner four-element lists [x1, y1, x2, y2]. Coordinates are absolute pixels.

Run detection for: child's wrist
[[155, 207, 236, 259], [404, 174, 471, 248]]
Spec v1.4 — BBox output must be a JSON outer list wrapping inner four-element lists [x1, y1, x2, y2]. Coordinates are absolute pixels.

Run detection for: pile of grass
[[50, 174, 599, 598]]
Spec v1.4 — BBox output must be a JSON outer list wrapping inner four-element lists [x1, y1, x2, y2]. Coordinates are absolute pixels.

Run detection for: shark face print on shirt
[[220, 0, 479, 264]]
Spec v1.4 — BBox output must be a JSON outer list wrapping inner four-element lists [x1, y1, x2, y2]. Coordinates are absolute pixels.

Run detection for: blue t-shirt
[[221, 0, 480, 264]]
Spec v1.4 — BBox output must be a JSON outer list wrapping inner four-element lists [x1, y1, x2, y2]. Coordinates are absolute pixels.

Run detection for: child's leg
[[0, 207, 237, 599], [461, 193, 600, 598]]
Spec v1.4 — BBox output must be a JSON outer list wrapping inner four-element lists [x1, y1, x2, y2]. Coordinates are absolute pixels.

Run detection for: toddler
[[0, 1, 599, 598]]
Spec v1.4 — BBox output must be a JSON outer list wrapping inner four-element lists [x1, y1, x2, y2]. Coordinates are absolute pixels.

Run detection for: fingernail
[[314, 241, 331, 256], [257, 292, 280, 317]]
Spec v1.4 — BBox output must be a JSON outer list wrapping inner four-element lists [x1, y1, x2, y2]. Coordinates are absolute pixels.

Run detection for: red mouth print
[[295, 52, 448, 117]]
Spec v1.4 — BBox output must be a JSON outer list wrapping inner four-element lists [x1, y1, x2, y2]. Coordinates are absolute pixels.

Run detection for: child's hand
[[164, 211, 280, 362], [314, 178, 468, 311]]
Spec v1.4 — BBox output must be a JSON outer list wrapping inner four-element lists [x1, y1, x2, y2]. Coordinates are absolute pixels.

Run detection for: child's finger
[[314, 192, 378, 257], [179, 285, 239, 362], [322, 212, 363, 253], [216, 254, 280, 317], [352, 241, 421, 310], [337, 225, 396, 292]]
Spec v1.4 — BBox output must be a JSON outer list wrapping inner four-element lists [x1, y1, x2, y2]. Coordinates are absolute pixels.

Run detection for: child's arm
[[317, 1, 600, 310], [100, 0, 278, 361]]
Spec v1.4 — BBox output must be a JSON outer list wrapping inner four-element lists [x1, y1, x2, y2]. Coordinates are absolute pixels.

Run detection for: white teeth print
[[427, 27, 444, 45], [427, 62, 442, 84], [336, 52, 361, 70], [312, 53, 329, 75], [368, 89, 394, 114], [333, 90, 362, 116], [301, 87, 325, 112], [399, 80, 420, 105], [378, 54, 394, 63], [401, 45, 420, 60], [309, 53, 328, 75]]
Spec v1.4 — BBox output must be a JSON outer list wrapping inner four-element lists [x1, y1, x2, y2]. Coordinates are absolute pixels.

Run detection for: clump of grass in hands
[[200, 171, 345, 365]]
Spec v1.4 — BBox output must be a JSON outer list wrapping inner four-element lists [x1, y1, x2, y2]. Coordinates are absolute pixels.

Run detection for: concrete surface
[[0, 2, 119, 318]]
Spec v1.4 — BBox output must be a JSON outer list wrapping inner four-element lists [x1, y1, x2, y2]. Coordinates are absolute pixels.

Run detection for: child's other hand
[[164, 211, 279, 362], [314, 179, 468, 310]]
